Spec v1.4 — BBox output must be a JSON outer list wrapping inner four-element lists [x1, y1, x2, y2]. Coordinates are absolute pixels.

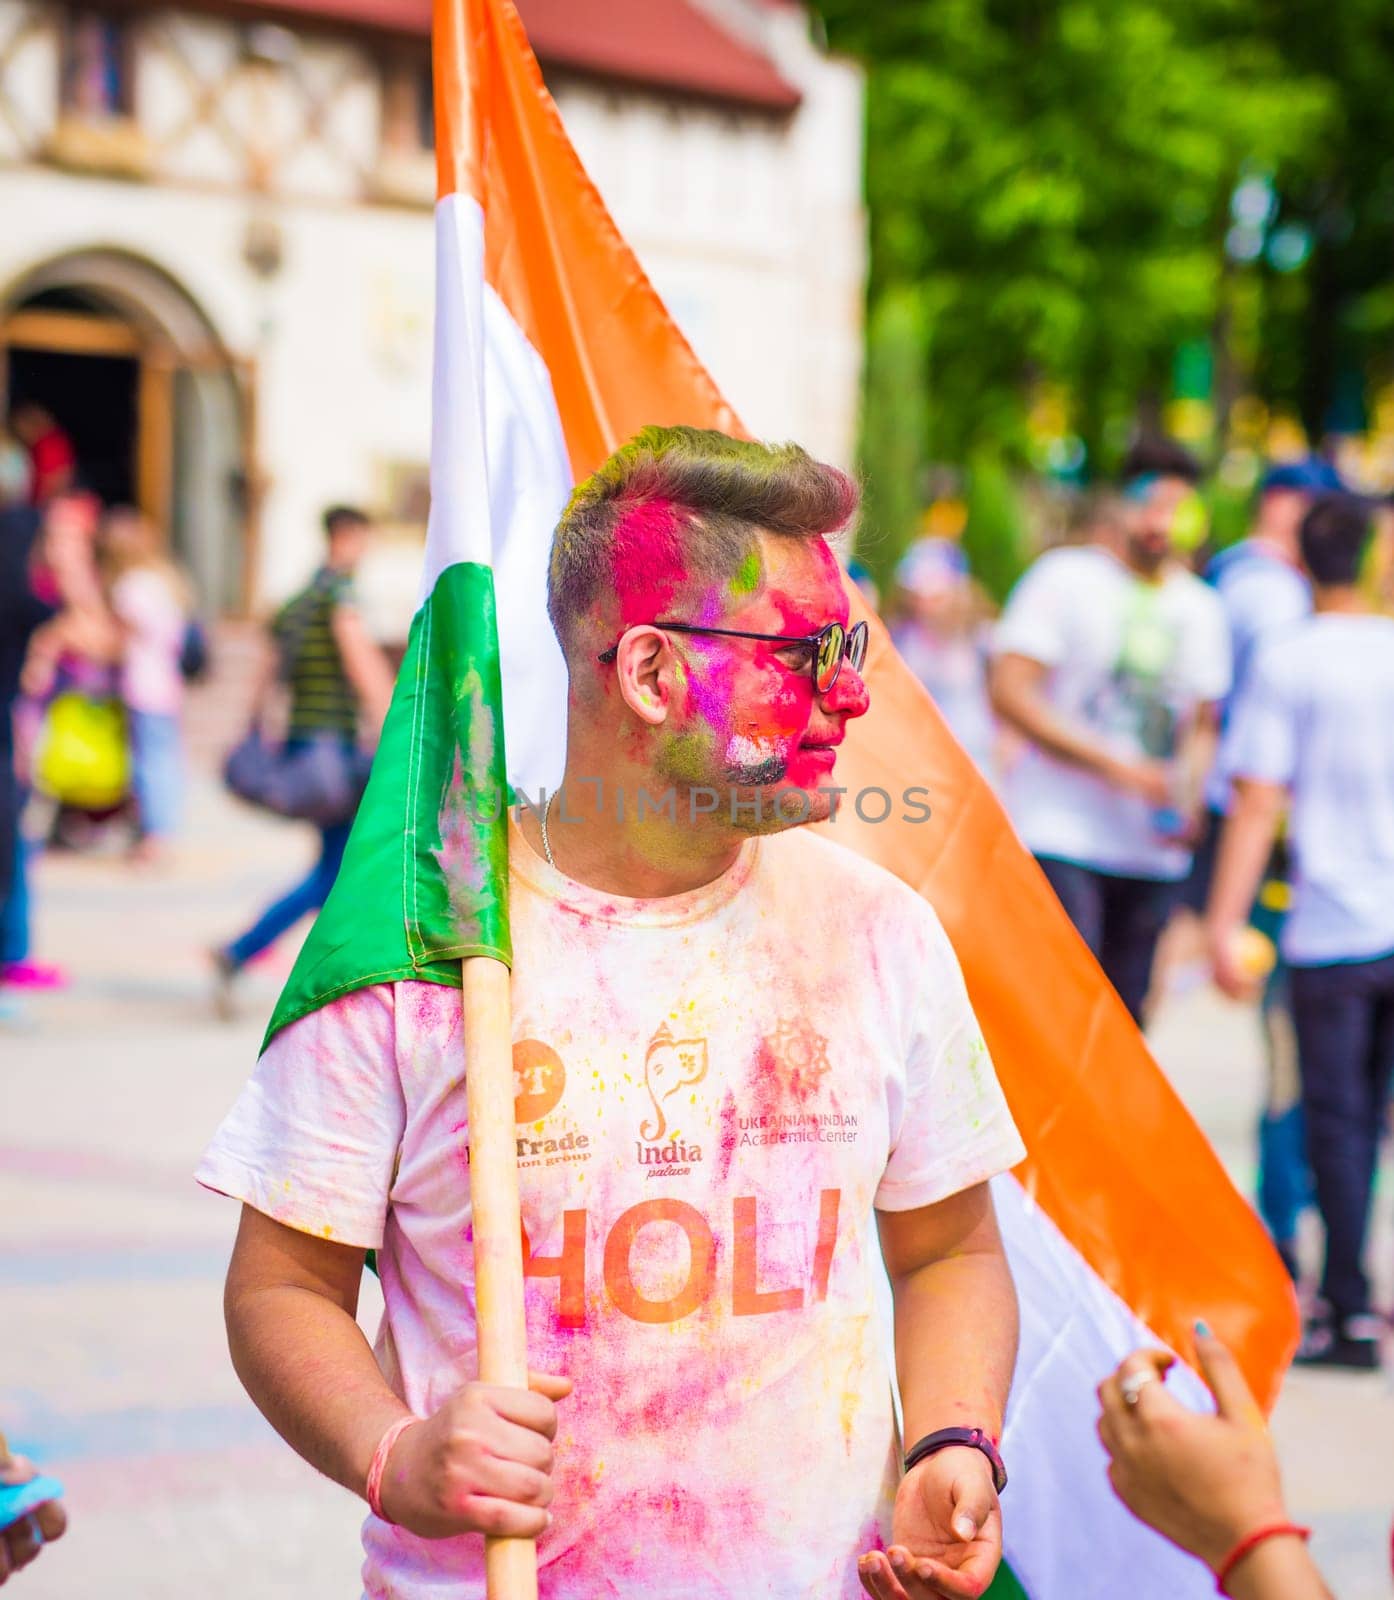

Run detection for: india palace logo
[[637, 1020, 709, 1175]]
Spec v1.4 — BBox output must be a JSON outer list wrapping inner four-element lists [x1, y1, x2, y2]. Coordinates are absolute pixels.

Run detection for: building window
[[381, 57, 433, 157], [62, 8, 134, 119], [49, 6, 148, 175], [372, 55, 434, 206]]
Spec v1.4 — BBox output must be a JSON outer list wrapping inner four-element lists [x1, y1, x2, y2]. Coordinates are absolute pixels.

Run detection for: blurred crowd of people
[[0, 409, 394, 1026], [1, 405, 199, 1021], [4, 401, 1388, 1593], [883, 438, 1394, 1376], [7, 387, 1392, 1387]]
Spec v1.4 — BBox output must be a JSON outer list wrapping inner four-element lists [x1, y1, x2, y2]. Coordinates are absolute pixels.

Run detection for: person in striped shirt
[[213, 506, 393, 1015]]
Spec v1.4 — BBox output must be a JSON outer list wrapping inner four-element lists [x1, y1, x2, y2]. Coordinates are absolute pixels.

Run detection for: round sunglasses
[[598, 618, 869, 695]]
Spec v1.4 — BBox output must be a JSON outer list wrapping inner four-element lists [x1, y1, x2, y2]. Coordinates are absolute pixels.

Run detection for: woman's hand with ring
[[1120, 1367, 1161, 1407], [1095, 1328, 1284, 1572]]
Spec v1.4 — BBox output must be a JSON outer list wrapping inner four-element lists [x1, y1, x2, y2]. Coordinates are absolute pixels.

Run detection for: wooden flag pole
[[461, 954, 537, 1600]]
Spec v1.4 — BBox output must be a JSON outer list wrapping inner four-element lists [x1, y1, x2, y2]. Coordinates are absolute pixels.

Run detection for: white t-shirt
[[198, 822, 1024, 1600], [1206, 541, 1310, 812], [111, 567, 186, 717], [1225, 613, 1394, 965], [993, 545, 1232, 879]]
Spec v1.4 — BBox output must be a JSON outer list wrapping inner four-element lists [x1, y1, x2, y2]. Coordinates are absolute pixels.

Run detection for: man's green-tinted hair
[[547, 424, 858, 655]]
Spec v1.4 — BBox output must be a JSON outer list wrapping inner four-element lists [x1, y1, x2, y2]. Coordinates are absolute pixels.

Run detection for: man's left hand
[[858, 1447, 1001, 1600]]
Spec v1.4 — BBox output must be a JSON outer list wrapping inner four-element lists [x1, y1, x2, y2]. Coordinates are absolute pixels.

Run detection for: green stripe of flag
[[262, 561, 512, 1050], [985, 1559, 1031, 1599]]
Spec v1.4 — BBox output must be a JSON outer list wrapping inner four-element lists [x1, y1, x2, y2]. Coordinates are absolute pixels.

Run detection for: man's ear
[[614, 627, 672, 727]]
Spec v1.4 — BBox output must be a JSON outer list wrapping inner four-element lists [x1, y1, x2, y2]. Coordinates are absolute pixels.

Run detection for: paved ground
[[2, 770, 1392, 1597]]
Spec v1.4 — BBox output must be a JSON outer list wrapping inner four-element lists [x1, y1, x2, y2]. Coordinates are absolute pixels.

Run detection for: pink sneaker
[[1, 961, 68, 991]]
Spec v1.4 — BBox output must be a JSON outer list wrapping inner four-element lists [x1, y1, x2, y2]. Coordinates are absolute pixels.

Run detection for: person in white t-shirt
[[1208, 492, 1394, 1372], [989, 439, 1232, 1023], [198, 427, 1026, 1600]]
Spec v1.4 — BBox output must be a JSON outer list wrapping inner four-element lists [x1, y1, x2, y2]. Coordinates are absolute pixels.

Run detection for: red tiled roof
[[231, 0, 801, 111], [516, 0, 800, 110]]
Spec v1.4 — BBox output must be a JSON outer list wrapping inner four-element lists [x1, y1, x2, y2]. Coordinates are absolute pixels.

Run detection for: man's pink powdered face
[[652, 533, 870, 830]]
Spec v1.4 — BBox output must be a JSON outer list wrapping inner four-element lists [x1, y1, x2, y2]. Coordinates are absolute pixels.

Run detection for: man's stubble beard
[[726, 784, 833, 836], [652, 756, 832, 837], [1125, 536, 1169, 578]]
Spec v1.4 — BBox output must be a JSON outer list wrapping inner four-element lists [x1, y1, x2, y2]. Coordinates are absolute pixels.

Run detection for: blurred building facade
[[0, 0, 864, 628]]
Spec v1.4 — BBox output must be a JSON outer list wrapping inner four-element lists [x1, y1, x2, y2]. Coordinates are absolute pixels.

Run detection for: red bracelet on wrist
[[1213, 1522, 1311, 1594], [366, 1415, 420, 1523]]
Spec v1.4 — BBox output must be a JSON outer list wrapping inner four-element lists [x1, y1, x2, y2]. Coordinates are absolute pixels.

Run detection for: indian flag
[[267, 0, 1299, 1595]]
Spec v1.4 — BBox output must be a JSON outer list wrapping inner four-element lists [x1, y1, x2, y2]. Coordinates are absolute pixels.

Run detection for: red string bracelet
[[366, 1416, 420, 1523], [1214, 1522, 1311, 1594]]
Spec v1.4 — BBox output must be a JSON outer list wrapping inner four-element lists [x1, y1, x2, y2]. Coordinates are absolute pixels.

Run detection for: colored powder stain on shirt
[[841, 1383, 859, 1445], [966, 1037, 991, 1096], [715, 1088, 739, 1183], [197, 821, 1025, 1599]]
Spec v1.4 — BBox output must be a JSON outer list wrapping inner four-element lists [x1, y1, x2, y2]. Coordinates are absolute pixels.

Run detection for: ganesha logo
[[639, 1021, 709, 1143]]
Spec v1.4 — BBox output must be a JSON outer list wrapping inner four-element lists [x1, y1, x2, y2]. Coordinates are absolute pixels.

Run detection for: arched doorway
[[0, 249, 255, 613]]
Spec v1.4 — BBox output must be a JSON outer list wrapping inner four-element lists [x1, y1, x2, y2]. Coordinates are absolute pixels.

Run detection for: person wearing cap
[[1195, 456, 1343, 860], [1207, 459, 1340, 694], [1183, 456, 1342, 1279], [989, 438, 1231, 1026], [890, 539, 1000, 780]]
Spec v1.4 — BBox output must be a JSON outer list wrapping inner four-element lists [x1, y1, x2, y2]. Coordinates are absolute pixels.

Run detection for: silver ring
[[1121, 1369, 1159, 1407]]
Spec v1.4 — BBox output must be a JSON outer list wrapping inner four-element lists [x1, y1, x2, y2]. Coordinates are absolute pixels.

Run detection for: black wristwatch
[[903, 1427, 1007, 1494]]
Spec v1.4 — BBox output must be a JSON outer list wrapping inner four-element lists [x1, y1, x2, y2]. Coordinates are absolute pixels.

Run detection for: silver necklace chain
[[540, 790, 556, 868]]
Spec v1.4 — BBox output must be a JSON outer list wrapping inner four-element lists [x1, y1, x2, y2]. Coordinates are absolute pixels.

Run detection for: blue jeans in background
[[1, 829, 29, 965], [129, 709, 184, 839], [225, 818, 351, 970], [1250, 896, 1310, 1255]]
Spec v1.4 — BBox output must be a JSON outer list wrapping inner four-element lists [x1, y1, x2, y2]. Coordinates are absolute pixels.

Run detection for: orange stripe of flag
[[833, 598, 1298, 1406], [432, 0, 1299, 1406]]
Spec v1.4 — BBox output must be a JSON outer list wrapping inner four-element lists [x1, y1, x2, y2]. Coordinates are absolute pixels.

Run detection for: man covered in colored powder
[[198, 427, 1026, 1599]]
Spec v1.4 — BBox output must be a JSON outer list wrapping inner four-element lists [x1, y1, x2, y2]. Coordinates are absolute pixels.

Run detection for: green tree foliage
[[818, 0, 1340, 475], [1239, 0, 1394, 437], [857, 286, 931, 585], [962, 447, 1028, 602]]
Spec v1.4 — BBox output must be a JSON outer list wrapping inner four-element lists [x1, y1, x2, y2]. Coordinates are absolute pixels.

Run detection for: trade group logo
[[511, 1039, 590, 1168], [513, 1038, 566, 1121], [637, 1020, 709, 1177]]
